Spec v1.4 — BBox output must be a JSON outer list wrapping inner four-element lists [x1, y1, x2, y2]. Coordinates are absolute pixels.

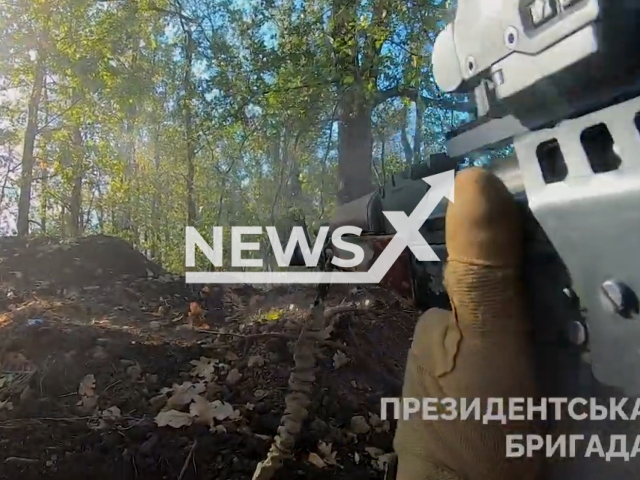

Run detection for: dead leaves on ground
[[78, 374, 96, 397], [154, 394, 239, 432], [225, 368, 242, 385], [77, 374, 99, 413], [188, 302, 207, 328], [190, 357, 218, 382], [88, 405, 123, 431], [247, 355, 265, 368], [364, 447, 396, 472], [307, 442, 394, 472], [164, 381, 206, 410], [190, 396, 239, 426], [259, 308, 284, 323], [155, 410, 194, 428], [350, 415, 371, 434], [332, 350, 350, 369], [153, 356, 242, 431], [307, 441, 338, 469]]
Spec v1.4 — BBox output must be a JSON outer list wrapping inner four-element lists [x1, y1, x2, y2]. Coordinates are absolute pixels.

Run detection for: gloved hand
[[393, 168, 542, 480]]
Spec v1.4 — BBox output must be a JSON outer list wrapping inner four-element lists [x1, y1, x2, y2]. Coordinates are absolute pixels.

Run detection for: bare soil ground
[[0, 235, 417, 480]]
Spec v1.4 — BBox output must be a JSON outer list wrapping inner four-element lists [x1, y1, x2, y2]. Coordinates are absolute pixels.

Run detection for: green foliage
[[0, 0, 465, 271]]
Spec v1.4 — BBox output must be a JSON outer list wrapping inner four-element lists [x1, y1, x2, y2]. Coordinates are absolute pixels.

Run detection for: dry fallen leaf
[[209, 400, 240, 421], [307, 452, 327, 469], [166, 382, 207, 409], [217, 363, 231, 372], [368, 413, 382, 427], [189, 302, 202, 316], [332, 351, 349, 369], [317, 441, 338, 465], [77, 373, 99, 413], [0, 399, 13, 411], [78, 374, 96, 397], [376, 420, 390, 432], [262, 309, 283, 322], [155, 410, 194, 428], [247, 355, 265, 368], [77, 394, 99, 413], [225, 368, 242, 385], [317, 441, 332, 456], [354, 452, 360, 464], [149, 393, 168, 410], [189, 395, 216, 426], [101, 406, 122, 420], [190, 357, 218, 382], [373, 453, 395, 472], [350, 415, 371, 434], [87, 418, 109, 431], [365, 447, 385, 458]]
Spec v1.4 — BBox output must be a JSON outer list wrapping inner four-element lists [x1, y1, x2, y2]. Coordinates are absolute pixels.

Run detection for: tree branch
[[374, 86, 473, 112], [400, 105, 413, 164], [94, 0, 196, 22]]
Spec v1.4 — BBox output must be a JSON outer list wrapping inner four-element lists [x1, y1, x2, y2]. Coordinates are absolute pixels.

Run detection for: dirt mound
[[0, 235, 165, 293], [0, 236, 417, 480]]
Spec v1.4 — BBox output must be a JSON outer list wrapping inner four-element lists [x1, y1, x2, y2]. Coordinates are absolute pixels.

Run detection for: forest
[[0, 0, 468, 272], [0, 2, 481, 478]]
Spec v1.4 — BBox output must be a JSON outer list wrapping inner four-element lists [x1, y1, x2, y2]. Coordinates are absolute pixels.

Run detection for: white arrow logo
[[185, 170, 455, 284]]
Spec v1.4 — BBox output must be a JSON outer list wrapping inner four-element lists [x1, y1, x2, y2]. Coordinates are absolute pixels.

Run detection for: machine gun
[[321, 0, 640, 412]]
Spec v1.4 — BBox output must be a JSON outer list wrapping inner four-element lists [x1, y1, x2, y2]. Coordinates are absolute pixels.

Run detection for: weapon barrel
[[409, 153, 459, 180]]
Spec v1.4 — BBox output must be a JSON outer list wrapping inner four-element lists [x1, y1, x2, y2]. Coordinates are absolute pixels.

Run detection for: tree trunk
[[68, 125, 84, 237], [123, 113, 137, 240], [96, 180, 104, 233], [337, 102, 374, 204], [184, 32, 197, 225], [40, 166, 48, 234], [380, 135, 387, 183], [110, 208, 116, 234], [39, 76, 50, 234], [60, 205, 67, 237], [413, 98, 423, 164], [120, 2, 139, 242], [150, 126, 162, 260], [400, 105, 413, 164], [331, 0, 375, 204], [17, 52, 45, 236]]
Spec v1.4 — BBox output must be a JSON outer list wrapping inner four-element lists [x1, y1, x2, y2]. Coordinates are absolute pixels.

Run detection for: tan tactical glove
[[393, 168, 542, 480]]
